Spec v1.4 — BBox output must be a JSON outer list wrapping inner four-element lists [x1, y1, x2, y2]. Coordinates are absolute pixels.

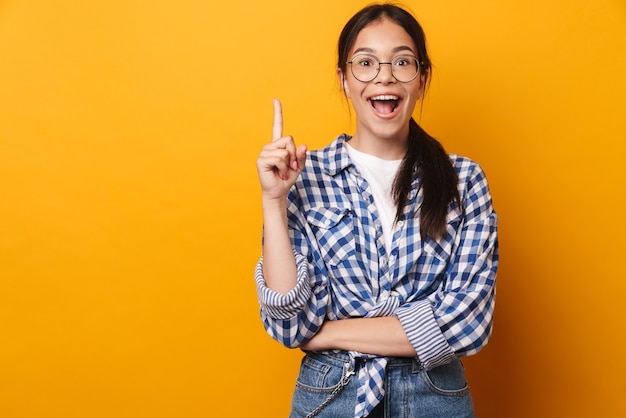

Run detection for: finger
[[272, 98, 283, 142], [292, 144, 308, 171], [264, 157, 291, 179], [259, 148, 292, 179], [273, 135, 298, 173], [271, 138, 298, 178], [261, 135, 296, 156]]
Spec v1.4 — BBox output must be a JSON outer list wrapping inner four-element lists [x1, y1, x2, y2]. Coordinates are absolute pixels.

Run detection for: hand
[[256, 99, 307, 201]]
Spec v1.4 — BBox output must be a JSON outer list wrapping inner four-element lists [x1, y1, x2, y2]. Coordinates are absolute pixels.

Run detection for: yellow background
[[1, 0, 625, 417]]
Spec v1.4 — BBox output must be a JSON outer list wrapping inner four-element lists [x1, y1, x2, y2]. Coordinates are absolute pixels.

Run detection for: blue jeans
[[289, 351, 475, 418]]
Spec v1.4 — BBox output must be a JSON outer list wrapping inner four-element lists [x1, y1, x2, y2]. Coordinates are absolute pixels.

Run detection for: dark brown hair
[[338, 3, 460, 240]]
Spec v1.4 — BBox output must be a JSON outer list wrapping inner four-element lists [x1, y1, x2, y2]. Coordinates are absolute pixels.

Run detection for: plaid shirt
[[255, 134, 498, 417]]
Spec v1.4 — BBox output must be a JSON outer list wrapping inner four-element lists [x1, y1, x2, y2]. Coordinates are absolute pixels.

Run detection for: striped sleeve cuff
[[395, 299, 456, 370], [255, 253, 312, 320]]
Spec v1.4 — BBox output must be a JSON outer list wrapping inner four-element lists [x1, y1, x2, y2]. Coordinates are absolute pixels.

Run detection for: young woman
[[255, 4, 498, 417]]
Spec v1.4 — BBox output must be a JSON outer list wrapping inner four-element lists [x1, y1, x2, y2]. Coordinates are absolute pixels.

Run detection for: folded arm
[[300, 316, 417, 357]]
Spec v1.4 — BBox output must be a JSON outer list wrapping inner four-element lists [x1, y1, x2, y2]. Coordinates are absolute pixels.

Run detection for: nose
[[375, 62, 395, 83]]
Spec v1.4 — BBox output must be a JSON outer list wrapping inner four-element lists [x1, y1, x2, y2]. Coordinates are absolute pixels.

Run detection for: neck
[[349, 129, 408, 160]]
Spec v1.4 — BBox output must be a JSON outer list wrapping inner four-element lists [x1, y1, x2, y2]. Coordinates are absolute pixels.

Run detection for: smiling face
[[339, 18, 426, 156]]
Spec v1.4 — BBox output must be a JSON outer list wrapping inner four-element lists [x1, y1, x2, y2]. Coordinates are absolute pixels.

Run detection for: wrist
[[319, 321, 339, 350], [262, 194, 287, 211], [262, 197, 288, 228]]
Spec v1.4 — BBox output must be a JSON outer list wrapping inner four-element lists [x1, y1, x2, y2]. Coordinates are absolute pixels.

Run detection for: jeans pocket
[[295, 354, 346, 394], [420, 358, 470, 396]]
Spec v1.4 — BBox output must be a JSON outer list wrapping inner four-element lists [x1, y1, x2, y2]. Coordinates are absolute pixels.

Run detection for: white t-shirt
[[346, 143, 402, 251]]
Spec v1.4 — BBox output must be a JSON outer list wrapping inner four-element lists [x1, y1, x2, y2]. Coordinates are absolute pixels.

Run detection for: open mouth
[[369, 94, 400, 115]]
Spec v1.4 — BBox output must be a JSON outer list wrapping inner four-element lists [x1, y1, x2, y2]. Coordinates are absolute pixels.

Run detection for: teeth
[[371, 95, 398, 101]]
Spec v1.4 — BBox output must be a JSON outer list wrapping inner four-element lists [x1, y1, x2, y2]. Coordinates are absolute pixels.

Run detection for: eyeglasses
[[347, 54, 421, 83]]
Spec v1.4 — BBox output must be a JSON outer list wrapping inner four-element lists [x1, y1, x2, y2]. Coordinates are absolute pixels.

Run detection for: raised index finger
[[272, 98, 283, 142]]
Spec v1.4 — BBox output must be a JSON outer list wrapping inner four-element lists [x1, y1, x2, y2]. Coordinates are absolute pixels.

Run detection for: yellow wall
[[1, 1, 624, 417]]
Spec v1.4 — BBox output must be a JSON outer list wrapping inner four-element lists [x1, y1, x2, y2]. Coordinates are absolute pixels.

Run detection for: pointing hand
[[256, 99, 307, 200]]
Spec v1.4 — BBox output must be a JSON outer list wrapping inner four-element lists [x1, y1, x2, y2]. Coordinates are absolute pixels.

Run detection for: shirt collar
[[323, 134, 353, 176], [323, 134, 421, 204]]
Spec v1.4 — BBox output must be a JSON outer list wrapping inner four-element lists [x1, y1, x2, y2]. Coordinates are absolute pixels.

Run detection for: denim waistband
[[305, 350, 422, 370]]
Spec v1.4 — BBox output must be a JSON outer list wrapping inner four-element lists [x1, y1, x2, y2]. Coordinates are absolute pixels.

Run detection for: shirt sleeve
[[395, 162, 498, 370], [254, 192, 330, 348]]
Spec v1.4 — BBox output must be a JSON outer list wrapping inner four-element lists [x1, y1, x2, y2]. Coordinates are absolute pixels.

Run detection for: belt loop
[[413, 358, 424, 373]]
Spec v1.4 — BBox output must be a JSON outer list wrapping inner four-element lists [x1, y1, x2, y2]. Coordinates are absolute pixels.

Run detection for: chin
[[377, 118, 411, 139]]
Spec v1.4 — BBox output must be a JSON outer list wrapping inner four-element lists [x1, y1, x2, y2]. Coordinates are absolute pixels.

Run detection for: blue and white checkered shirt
[[255, 134, 498, 417]]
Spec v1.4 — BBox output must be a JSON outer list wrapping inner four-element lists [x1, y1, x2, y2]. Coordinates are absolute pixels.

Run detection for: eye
[[393, 56, 414, 67], [356, 57, 375, 67], [396, 59, 410, 67]]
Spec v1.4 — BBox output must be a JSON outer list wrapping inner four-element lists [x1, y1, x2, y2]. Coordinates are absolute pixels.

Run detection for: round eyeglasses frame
[[346, 54, 423, 83]]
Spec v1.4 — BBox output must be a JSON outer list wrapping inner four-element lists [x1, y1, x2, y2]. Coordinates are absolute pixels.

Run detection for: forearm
[[256, 98, 308, 296], [261, 198, 298, 295], [302, 317, 417, 357]]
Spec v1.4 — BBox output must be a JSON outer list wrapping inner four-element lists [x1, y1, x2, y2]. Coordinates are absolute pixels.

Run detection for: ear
[[417, 73, 427, 100], [337, 68, 351, 98]]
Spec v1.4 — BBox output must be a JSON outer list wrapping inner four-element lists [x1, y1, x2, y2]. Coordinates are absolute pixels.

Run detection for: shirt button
[[388, 255, 396, 264], [397, 221, 405, 228]]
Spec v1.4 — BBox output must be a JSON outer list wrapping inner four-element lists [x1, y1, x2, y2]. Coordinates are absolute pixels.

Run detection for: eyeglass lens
[[349, 54, 419, 83]]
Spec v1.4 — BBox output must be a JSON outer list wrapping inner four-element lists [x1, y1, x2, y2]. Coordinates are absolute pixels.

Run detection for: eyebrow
[[352, 45, 416, 55]]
